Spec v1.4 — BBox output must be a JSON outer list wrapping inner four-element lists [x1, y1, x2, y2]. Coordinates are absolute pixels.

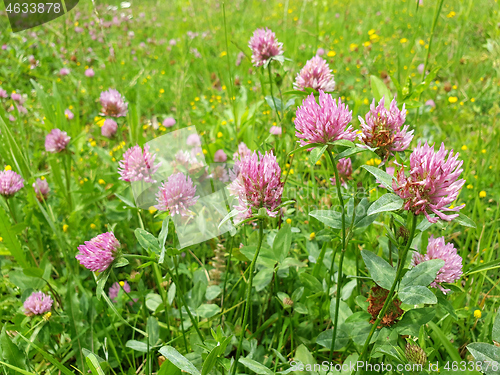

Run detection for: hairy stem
[[358, 213, 417, 362], [231, 220, 264, 375], [326, 148, 346, 362]]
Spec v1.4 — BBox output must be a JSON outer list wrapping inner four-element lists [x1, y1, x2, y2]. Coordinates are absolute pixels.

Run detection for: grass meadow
[[0, 0, 500, 374]]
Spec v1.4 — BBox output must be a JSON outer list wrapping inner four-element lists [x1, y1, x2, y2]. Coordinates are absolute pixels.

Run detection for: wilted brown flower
[[367, 285, 403, 327]]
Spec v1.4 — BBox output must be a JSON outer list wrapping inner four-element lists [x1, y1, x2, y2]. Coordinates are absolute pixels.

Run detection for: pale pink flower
[[23, 291, 53, 316], [393, 142, 465, 223], [109, 281, 134, 303], [330, 158, 352, 187], [65, 109, 74, 120], [228, 151, 284, 219], [59, 68, 70, 76], [359, 97, 413, 158], [163, 117, 176, 127], [33, 178, 50, 201], [155, 172, 199, 216], [214, 149, 227, 162], [233, 142, 251, 160], [85, 68, 95, 77], [294, 91, 356, 147], [248, 28, 283, 67], [45, 129, 71, 153], [270, 126, 282, 135], [186, 133, 201, 146], [412, 235, 463, 294], [118, 144, 160, 183], [76, 232, 121, 272], [101, 119, 118, 138], [99, 89, 128, 118], [293, 56, 335, 92], [0, 170, 24, 197]]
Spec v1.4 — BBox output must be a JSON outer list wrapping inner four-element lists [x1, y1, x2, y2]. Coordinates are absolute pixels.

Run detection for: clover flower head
[[294, 90, 356, 147], [412, 235, 463, 294], [393, 142, 465, 223], [248, 28, 284, 67], [155, 172, 199, 217], [228, 151, 284, 220], [0, 170, 24, 197], [45, 128, 71, 153], [75, 232, 121, 272], [359, 97, 413, 158], [118, 144, 160, 183], [99, 89, 128, 118], [23, 291, 53, 316], [293, 56, 335, 92]]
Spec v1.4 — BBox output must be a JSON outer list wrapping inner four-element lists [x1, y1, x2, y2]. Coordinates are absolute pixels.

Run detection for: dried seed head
[[405, 343, 427, 365]]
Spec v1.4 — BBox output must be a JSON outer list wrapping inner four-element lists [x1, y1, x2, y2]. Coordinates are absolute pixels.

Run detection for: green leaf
[[329, 299, 353, 326], [370, 75, 392, 106], [367, 193, 403, 216], [272, 225, 292, 263], [0, 361, 35, 375], [0, 207, 29, 268], [196, 304, 220, 319], [400, 259, 445, 289], [398, 285, 437, 305], [428, 321, 462, 363], [159, 217, 170, 264], [201, 344, 222, 375], [86, 353, 106, 375], [316, 327, 349, 351], [361, 250, 396, 290], [126, 340, 149, 353], [309, 210, 342, 229], [17, 333, 74, 375], [467, 343, 500, 374], [0, 327, 26, 373], [394, 307, 435, 336], [22, 267, 43, 278], [464, 259, 500, 276], [158, 346, 201, 375], [493, 309, 500, 344], [146, 293, 163, 312], [135, 228, 160, 253], [455, 213, 477, 228], [299, 272, 323, 292], [310, 145, 328, 166], [239, 358, 274, 375], [362, 165, 396, 191], [95, 269, 111, 301]]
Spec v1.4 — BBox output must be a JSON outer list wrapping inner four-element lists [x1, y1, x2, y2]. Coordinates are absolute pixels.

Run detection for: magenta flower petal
[[23, 291, 53, 316], [293, 56, 335, 92], [76, 232, 121, 272], [45, 129, 70, 153], [155, 172, 199, 216], [228, 151, 284, 220], [412, 235, 463, 294], [33, 178, 50, 201], [248, 28, 283, 67], [393, 142, 465, 223], [99, 89, 128, 118], [214, 149, 227, 162], [101, 119, 118, 138], [359, 97, 413, 157], [0, 170, 24, 197], [118, 144, 160, 183], [294, 90, 356, 147]]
